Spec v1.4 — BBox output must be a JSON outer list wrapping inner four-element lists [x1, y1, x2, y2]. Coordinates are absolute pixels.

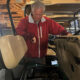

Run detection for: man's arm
[[16, 19, 27, 40], [16, 18, 36, 43], [47, 18, 71, 35]]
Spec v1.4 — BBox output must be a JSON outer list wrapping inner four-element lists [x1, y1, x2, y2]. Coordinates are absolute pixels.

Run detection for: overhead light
[[47, 15, 73, 18], [26, 1, 35, 5]]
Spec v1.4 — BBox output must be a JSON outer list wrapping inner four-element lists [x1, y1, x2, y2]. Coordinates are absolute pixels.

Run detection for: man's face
[[32, 8, 44, 22]]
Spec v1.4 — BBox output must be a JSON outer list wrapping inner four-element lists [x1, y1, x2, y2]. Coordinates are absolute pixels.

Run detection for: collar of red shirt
[[28, 13, 46, 23]]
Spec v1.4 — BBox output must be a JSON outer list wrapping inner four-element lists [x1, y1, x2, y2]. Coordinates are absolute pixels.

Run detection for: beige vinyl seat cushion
[[0, 35, 28, 69], [55, 35, 80, 80]]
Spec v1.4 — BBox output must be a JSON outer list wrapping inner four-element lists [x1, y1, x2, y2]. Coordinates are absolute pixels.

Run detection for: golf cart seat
[[55, 35, 80, 80], [0, 35, 28, 69]]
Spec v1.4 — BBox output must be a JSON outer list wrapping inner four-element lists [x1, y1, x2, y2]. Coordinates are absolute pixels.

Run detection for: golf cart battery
[[54, 35, 80, 80]]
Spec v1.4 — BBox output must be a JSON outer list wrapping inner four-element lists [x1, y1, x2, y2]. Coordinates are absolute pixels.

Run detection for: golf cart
[[0, 0, 80, 80]]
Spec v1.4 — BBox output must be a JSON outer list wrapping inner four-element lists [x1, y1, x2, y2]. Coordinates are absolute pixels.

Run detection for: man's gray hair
[[31, 1, 45, 12]]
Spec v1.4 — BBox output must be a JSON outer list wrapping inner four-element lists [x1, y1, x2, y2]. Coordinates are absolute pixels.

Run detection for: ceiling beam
[[46, 4, 80, 12], [42, 0, 80, 5]]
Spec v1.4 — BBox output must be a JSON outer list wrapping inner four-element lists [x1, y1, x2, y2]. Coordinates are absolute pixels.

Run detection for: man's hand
[[67, 33, 73, 36], [31, 37, 36, 43]]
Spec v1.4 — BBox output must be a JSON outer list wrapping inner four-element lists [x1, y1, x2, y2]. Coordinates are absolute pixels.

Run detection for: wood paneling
[[0, 0, 80, 28]]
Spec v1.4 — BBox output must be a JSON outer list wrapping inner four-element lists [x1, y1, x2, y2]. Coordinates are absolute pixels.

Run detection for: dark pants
[[12, 57, 46, 79], [24, 57, 46, 64]]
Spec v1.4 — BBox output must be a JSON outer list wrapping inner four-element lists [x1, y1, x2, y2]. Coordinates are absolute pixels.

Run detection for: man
[[16, 1, 71, 64]]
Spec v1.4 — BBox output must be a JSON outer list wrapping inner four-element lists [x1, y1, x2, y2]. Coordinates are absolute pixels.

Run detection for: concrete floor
[[0, 69, 13, 80], [0, 69, 5, 80]]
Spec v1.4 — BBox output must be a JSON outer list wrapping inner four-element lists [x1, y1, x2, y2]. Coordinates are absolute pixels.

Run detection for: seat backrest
[[55, 35, 80, 80], [0, 35, 28, 69]]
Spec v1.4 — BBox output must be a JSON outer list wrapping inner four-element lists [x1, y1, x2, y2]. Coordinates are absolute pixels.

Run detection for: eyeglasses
[[32, 13, 43, 17]]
